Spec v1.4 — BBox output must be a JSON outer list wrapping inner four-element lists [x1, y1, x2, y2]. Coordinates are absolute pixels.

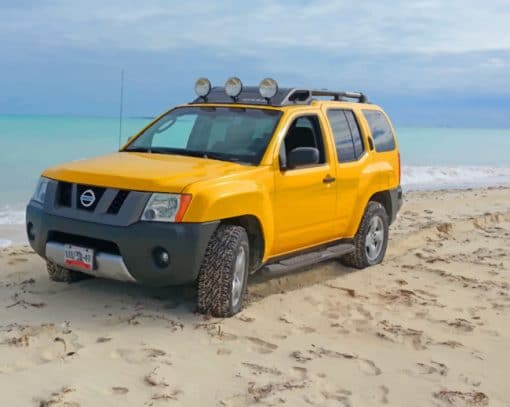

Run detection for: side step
[[263, 243, 354, 275]]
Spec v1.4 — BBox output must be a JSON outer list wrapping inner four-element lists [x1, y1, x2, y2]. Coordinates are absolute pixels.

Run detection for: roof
[[190, 86, 369, 107]]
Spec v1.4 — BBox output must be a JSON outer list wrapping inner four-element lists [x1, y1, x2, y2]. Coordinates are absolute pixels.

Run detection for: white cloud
[[2, 0, 510, 54]]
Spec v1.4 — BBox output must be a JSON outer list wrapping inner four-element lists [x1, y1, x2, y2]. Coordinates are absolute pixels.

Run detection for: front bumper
[[26, 202, 218, 286]]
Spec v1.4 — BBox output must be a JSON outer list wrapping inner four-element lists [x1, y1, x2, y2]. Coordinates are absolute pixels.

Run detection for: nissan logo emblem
[[80, 189, 96, 208]]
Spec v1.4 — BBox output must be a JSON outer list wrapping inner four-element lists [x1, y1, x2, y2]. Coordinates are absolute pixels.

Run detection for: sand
[[0, 187, 509, 406]]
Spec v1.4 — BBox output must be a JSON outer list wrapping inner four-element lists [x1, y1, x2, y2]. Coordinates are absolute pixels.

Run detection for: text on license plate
[[64, 244, 94, 271]]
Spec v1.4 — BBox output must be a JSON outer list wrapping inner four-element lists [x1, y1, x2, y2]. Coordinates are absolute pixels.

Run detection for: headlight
[[32, 177, 50, 204], [141, 193, 192, 222]]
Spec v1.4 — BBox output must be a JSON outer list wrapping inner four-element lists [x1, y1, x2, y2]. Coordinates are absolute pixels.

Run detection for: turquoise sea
[[1, 114, 509, 245]]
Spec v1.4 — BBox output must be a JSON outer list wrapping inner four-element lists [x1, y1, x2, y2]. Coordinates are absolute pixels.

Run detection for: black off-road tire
[[46, 261, 90, 283], [197, 224, 250, 317], [341, 201, 389, 269]]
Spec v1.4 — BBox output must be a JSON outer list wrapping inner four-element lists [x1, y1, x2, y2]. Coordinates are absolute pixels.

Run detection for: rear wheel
[[197, 224, 249, 317], [46, 261, 90, 283], [341, 201, 389, 269]]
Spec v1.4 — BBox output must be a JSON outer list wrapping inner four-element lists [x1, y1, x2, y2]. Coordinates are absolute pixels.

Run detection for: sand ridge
[[0, 187, 509, 406]]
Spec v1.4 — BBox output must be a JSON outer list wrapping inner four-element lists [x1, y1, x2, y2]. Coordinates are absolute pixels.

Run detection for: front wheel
[[341, 201, 389, 269], [197, 224, 250, 317]]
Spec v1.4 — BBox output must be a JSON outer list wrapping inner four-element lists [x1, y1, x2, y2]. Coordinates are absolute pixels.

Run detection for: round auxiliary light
[[194, 77, 211, 98], [259, 78, 278, 99], [225, 77, 243, 98]]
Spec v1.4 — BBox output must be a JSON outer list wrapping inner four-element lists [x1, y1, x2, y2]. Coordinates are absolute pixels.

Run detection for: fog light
[[153, 247, 170, 268]]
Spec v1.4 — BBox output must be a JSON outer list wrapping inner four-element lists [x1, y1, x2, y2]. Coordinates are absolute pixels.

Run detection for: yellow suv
[[26, 77, 402, 317]]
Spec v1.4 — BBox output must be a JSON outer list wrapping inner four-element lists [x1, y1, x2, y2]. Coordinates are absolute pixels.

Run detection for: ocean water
[[1, 115, 509, 241]]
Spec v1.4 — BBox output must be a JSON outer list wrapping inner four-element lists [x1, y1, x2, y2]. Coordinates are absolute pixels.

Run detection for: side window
[[345, 111, 365, 159], [362, 110, 396, 152], [151, 114, 197, 149], [327, 109, 365, 163], [327, 110, 355, 162], [280, 115, 326, 168]]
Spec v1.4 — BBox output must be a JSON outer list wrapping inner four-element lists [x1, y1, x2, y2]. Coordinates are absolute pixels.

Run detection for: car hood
[[43, 152, 252, 193]]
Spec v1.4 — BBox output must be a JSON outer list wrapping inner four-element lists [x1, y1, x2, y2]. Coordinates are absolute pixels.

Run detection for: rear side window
[[362, 110, 396, 152], [345, 111, 365, 158], [327, 109, 365, 163]]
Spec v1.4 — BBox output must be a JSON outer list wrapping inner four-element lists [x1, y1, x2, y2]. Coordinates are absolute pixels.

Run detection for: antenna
[[118, 69, 125, 149]]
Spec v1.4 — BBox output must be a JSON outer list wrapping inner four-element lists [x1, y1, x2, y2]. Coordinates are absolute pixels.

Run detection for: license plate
[[64, 244, 94, 271]]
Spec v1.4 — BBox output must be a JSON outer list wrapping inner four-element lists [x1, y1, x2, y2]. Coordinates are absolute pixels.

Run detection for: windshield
[[124, 106, 282, 165]]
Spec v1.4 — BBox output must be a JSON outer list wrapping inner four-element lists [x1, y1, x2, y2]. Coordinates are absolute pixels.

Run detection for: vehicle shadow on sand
[[2, 252, 356, 323]]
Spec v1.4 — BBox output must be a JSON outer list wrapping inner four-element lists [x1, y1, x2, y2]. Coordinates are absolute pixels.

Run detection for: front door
[[272, 114, 337, 255]]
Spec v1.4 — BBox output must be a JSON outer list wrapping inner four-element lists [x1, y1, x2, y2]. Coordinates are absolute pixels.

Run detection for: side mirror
[[287, 147, 319, 169]]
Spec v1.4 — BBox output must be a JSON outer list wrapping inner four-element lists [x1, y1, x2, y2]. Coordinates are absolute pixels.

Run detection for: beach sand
[[0, 187, 508, 406]]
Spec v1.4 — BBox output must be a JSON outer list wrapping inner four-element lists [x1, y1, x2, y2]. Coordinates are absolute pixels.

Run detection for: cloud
[[1, 0, 510, 125], [2, 0, 510, 54]]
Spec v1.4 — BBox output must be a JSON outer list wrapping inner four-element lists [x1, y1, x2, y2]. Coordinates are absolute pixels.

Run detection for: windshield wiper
[[201, 151, 246, 164], [123, 147, 247, 163], [123, 147, 151, 153]]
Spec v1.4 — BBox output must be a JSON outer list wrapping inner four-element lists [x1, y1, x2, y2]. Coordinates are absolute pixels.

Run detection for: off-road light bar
[[191, 79, 369, 106], [225, 77, 243, 98], [195, 77, 212, 98]]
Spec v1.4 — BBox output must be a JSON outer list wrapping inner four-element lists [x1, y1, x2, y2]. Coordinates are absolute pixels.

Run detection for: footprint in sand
[[110, 347, 172, 365], [244, 336, 279, 354], [7, 257, 29, 265], [111, 386, 129, 395], [0, 323, 82, 372], [36, 386, 78, 407], [242, 362, 282, 377], [357, 358, 382, 376], [411, 361, 449, 377], [434, 390, 488, 406], [297, 345, 382, 376], [379, 385, 389, 404], [459, 373, 481, 387], [437, 318, 475, 333], [318, 390, 352, 406]]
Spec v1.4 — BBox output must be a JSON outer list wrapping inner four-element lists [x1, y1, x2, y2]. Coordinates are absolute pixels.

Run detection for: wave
[[0, 239, 12, 249], [402, 166, 510, 191], [0, 207, 25, 225], [0, 167, 508, 226]]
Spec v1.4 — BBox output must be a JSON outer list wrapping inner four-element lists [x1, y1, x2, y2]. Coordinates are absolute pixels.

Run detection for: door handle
[[323, 175, 336, 184]]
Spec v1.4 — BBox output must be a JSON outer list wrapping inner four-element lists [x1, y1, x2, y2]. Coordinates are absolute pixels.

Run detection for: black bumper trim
[[389, 185, 403, 223], [26, 202, 219, 286]]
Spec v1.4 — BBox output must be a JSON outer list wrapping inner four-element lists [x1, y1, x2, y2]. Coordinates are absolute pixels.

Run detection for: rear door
[[325, 108, 368, 234]]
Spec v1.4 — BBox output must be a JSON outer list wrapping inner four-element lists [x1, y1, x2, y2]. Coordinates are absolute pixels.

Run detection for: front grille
[[57, 182, 73, 207], [107, 190, 130, 214], [76, 185, 105, 211], [53, 182, 133, 216], [48, 231, 120, 255]]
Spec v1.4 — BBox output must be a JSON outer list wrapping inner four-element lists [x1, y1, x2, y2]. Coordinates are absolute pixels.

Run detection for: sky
[[1, 0, 510, 127]]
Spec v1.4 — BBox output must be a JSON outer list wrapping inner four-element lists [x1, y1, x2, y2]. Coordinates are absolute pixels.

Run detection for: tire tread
[[197, 224, 248, 317], [342, 201, 389, 269]]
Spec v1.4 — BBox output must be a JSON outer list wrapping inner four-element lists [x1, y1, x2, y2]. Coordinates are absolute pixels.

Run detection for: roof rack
[[191, 86, 369, 107], [309, 89, 369, 104]]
